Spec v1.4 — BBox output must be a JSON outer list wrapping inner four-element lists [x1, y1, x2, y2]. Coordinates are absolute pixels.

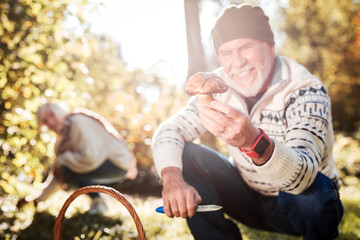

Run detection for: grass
[[1, 180, 359, 240], [1, 133, 359, 239]]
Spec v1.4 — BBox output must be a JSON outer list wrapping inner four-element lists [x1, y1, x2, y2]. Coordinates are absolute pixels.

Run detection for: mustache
[[229, 67, 253, 77]]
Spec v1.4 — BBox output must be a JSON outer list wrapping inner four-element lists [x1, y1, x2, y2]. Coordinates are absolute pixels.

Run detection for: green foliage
[[333, 133, 360, 183], [0, 0, 93, 195], [79, 35, 188, 171], [338, 194, 360, 240], [279, 0, 360, 133], [0, 0, 188, 198]]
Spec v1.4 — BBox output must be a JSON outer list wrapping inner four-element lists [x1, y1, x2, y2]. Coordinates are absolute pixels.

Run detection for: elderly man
[[18, 103, 138, 214], [151, 4, 343, 240]]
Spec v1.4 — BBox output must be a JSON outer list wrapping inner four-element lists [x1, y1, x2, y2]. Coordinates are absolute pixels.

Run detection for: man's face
[[42, 110, 64, 134], [218, 38, 275, 97]]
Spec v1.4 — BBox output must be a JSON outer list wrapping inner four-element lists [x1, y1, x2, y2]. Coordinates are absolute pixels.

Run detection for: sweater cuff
[[37, 175, 63, 201], [153, 147, 183, 178], [253, 139, 299, 185], [55, 152, 70, 167]]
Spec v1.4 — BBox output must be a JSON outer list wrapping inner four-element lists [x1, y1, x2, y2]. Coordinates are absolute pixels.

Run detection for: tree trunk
[[184, 0, 207, 79]]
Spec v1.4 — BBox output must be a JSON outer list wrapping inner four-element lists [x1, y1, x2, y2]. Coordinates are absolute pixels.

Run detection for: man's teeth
[[234, 68, 251, 77]]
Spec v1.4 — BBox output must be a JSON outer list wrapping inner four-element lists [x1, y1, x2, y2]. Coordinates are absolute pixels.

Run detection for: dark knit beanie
[[211, 4, 274, 52]]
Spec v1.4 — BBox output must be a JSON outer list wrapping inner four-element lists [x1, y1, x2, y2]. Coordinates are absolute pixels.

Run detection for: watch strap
[[239, 128, 270, 158]]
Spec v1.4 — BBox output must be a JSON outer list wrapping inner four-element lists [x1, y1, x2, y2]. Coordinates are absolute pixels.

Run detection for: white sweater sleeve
[[254, 83, 331, 194], [151, 96, 207, 176], [56, 116, 106, 173], [36, 173, 63, 201]]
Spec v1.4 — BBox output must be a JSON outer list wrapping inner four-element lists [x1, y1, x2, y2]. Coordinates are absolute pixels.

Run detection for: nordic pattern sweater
[[151, 55, 340, 196]]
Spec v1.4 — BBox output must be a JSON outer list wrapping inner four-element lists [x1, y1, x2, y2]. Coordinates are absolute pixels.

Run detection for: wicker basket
[[54, 185, 147, 240]]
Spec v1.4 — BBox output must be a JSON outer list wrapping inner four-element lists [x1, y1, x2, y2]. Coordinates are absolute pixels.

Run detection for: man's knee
[[279, 172, 343, 227], [183, 142, 198, 159]]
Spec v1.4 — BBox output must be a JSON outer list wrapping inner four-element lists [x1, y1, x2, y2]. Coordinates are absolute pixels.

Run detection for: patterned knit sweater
[[151, 55, 340, 196]]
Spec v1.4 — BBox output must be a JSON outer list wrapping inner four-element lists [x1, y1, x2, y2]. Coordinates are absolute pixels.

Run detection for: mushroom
[[185, 72, 228, 106]]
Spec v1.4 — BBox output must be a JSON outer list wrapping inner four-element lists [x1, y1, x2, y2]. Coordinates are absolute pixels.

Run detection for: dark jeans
[[182, 143, 343, 240], [62, 160, 127, 198]]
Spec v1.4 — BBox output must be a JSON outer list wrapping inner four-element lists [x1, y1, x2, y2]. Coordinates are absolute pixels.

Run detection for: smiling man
[[151, 4, 343, 240]]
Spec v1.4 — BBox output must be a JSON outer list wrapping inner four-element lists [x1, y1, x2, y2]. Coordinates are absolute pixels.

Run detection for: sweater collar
[[268, 55, 283, 87]]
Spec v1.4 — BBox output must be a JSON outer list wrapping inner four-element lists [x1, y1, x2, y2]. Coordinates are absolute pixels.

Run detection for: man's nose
[[232, 53, 246, 67]]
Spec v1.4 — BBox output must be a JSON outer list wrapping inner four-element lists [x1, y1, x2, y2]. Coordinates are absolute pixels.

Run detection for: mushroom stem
[[198, 94, 214, 107]]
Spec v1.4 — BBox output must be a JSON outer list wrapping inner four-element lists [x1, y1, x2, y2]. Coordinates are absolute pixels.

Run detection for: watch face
[[253, 137, 270, 156]]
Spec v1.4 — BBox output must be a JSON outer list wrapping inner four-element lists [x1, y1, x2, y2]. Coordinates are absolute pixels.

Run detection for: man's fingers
[[200, 111, 222, 129], [163, 187, 202, 219], [186, 190, 202, 218], [169, 199, 181, 217], [199, 107, 228, 134], [163, 200, 174, 218], [185, 193, 196, 218], [195, 192, 202, 204], [176, 197, 188, 218], [210, 100, 243, 119]]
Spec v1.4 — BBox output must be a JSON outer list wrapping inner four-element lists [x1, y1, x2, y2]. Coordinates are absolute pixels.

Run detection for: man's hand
[[199, 99, 259, 149], [125, 166, 138, 180], [199, 99, 274, 164], [161, 167, 202, 218]]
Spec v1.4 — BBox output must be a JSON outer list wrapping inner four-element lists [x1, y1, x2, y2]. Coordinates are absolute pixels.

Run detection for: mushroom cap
[[185, 72, 228, 96]]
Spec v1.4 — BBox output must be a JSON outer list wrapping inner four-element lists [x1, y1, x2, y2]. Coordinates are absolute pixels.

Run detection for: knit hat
[[211, 4, 274, 52]]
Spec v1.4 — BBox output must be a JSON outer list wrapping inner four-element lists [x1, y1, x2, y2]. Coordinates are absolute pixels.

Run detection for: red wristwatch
[[239, 128, 270, 158]]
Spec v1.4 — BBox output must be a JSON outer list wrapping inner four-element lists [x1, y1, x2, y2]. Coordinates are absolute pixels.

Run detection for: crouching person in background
[[23, 102, 137, 214]]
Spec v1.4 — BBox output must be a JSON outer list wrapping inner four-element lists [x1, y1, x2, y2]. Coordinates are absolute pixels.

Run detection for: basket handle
[[54, 185, 147, 240]]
